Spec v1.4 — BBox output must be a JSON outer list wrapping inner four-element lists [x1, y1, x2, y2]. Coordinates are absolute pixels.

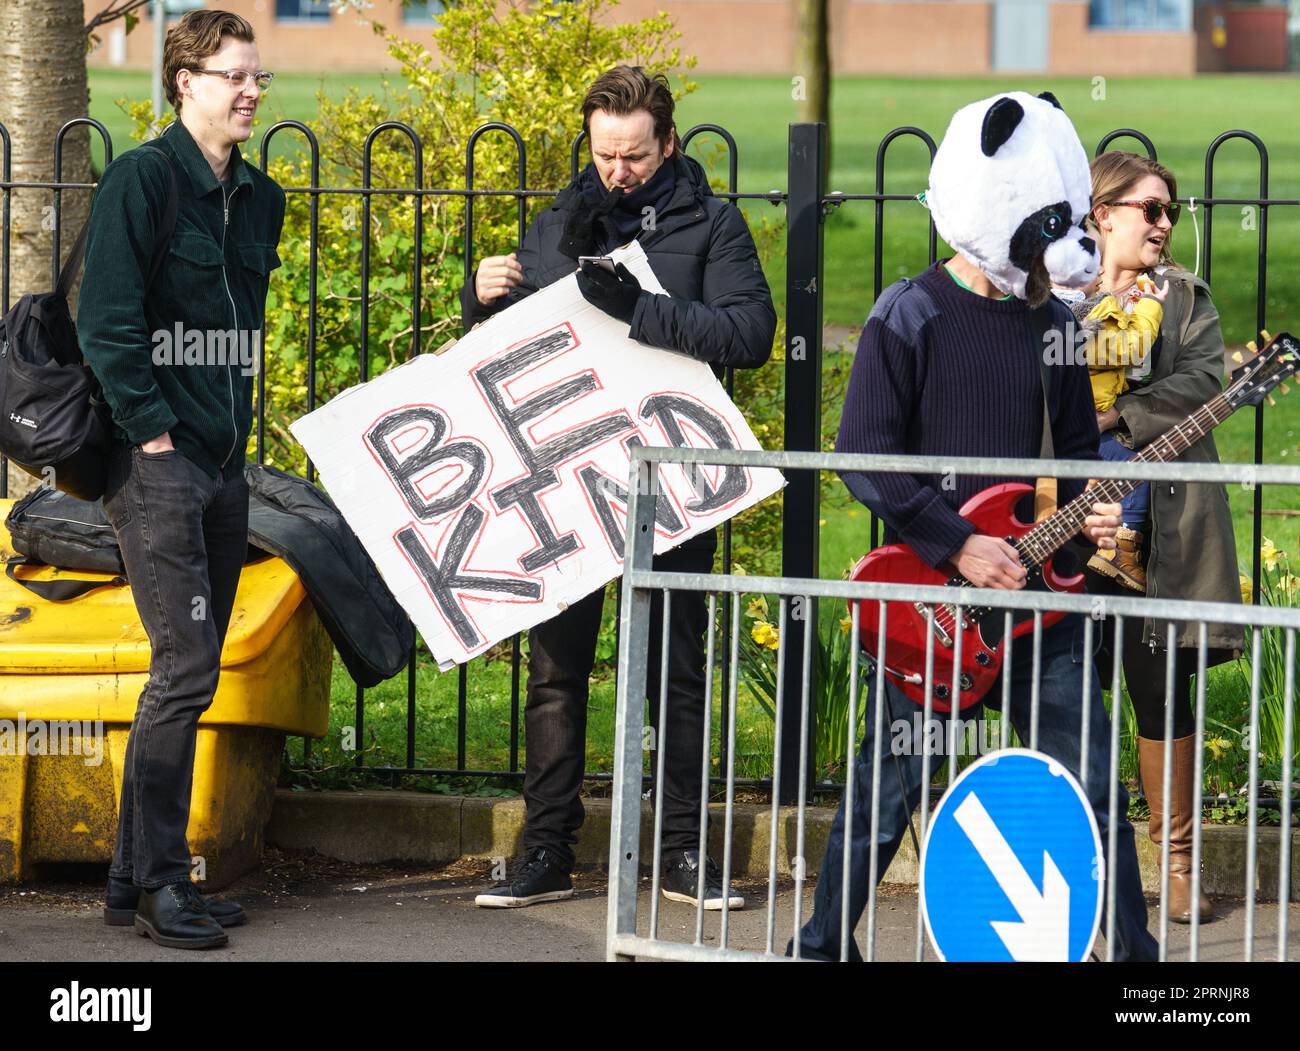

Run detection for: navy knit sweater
[[835, 262, 1100, 569]]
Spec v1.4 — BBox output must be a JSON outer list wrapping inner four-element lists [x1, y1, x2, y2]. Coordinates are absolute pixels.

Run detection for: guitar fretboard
[[1016, 392, 1234, 568]]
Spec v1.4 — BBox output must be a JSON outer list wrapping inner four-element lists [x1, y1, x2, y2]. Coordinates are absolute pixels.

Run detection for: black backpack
[[3, 486, 126, 600], [0, 143, 178, 501], [4, 465, 415, 688]]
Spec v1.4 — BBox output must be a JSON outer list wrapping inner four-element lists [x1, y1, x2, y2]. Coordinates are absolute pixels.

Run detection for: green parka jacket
[[1113, 266, 1243, 658]]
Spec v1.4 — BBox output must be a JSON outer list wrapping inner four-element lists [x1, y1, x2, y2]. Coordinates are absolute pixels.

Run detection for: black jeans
[[103, 440, 248, 889], [521, 540, 715, 872]]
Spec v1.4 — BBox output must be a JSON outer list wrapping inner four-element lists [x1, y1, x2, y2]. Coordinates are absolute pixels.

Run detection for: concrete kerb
[[265, 789, 1298, 900]]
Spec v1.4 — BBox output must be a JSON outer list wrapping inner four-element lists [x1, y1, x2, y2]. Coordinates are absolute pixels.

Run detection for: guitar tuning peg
[[1267, 395, 1277, 407], [1245, 341, 1258, 354], [1261, 329, 1273, 344], [1282, 383, 1292, 396], [1232, 350, 1246, 364]]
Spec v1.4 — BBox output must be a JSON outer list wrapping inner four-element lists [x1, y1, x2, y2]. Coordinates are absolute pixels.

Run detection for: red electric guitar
[[850, 330, 1298, 713]]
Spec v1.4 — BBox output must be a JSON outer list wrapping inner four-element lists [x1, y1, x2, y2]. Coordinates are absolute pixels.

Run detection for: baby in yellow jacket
[[1081, 275, 1168, 411], [1054, 274, 1169, 593]]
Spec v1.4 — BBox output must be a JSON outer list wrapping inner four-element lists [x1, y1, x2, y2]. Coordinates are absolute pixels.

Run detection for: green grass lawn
[[88, 71, 1299, 345], [671, 74, 1300, 350], [80, 69, 1297, 788]]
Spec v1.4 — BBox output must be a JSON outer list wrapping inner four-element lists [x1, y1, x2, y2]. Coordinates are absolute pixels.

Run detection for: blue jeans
[[1099, 432, 1148, 527], [791, 616, 1158, 962]]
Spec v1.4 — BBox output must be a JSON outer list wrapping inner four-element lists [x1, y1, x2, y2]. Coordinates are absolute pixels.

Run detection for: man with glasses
[[78, 9, 284, 949]]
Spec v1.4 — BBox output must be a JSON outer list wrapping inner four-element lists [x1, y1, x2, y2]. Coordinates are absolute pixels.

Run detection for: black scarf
[[578, 155, 678, 250]]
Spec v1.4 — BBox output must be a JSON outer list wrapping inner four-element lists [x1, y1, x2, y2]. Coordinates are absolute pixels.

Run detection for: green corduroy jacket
[[77, 118, 285, 481]]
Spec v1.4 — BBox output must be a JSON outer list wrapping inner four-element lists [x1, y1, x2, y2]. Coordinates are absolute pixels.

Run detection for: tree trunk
[[0, 0, 92, 499], [794, 0, 831, 171]]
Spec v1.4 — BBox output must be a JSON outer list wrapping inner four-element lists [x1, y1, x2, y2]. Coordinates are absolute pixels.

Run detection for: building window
[[1089, 0, 1192, 30], [276, 0, 331, 21], [402, 0, 445, 24]]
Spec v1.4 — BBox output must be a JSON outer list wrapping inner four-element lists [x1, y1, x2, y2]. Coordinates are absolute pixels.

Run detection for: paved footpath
[[1, 851, 1294, 962]]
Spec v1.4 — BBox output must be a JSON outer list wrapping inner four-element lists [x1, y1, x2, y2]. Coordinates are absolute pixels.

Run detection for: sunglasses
[[1111, 198, 1180, 227]]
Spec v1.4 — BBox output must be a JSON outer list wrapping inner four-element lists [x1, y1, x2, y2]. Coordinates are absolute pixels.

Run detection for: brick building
[[84, 0, 1296, 77]]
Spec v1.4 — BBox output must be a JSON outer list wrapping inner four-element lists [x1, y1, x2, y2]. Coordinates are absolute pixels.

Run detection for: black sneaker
[[661, 850, 745, 911], [474, 848, 574, 908]]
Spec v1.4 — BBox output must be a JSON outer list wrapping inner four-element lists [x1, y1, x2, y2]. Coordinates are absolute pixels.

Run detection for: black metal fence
[[1, 116, 1294, 802]]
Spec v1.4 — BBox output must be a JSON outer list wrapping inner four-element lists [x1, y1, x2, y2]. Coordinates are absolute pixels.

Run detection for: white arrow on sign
[[953, 791, 1070, 962]]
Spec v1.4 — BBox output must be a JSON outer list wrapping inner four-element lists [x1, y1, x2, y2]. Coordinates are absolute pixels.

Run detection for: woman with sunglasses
[[1083, 150, 1242, 925]]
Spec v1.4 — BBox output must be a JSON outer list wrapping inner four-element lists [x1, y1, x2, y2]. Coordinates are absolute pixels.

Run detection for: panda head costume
[[925, 90, 1098, 305]]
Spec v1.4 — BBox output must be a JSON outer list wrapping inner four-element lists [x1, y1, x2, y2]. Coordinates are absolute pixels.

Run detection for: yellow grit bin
[[0, 498, 332, 888]]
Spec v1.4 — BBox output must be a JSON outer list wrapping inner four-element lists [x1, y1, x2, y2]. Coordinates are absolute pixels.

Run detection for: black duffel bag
[[3, 464, 415, 688], [0, 144, 177, 500]]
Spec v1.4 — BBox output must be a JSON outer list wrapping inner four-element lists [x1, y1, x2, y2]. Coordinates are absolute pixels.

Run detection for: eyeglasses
[[1111, 198, 1180, 227], [188, 68, 274, 91]]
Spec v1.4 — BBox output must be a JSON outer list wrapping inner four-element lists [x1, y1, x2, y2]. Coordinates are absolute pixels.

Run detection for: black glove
[[576, 261, 644, 325], [557, 184, 623, 260]]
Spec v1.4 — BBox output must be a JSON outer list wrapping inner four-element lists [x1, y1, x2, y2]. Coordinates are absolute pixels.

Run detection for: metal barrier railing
[[608, 447, 1298, 963]]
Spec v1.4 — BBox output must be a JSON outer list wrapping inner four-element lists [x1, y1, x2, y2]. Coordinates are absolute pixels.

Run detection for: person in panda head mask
[[790, 92, 1158, 962]]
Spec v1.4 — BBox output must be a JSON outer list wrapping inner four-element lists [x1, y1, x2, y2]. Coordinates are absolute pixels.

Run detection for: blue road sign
[[920, 748, 1103, 962]]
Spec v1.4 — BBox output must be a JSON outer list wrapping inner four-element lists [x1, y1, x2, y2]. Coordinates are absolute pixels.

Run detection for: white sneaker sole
[[661, 889, 746, 911], [474, 889, 574, 908]]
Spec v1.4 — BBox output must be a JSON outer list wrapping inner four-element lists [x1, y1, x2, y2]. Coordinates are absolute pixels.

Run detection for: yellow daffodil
[[1240, 574, 1253, 605], [839, 614, 854, 635], [751, 620, 780, 650], [746, 595, 769, 620], [1205, 737, 1233, 761], [1261, 537, 1280, 571]]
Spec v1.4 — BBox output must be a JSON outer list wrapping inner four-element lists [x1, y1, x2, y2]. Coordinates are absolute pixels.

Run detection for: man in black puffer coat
[[462, 65, 776, 912]]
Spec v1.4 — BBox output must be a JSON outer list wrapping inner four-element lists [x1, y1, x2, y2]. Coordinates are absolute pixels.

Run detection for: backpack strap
[[1028, 301, 1058, 459], [5, 556, 126, 602], [53, 222, 91, 301], [54, 141, 180, 301], [1029, 300, 1060, 521], [138, 142, 180, 291]]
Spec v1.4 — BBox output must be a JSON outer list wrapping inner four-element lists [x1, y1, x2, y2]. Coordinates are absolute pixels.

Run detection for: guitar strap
[[1029, 302, 1058, 521]]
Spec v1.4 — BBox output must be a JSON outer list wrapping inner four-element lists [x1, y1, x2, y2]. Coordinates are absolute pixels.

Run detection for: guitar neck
[[1017, 391, 1234, 568]]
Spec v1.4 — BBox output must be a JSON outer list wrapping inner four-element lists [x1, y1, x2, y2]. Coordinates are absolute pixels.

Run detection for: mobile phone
[[577, 255, 617, 274]]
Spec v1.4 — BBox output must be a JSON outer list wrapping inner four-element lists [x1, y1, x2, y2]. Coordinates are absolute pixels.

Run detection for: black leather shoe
[[104, 877, 246, 928], [474, 848, 574, 908], [133, 882, 229, 949], [661, 850, 745, 911]]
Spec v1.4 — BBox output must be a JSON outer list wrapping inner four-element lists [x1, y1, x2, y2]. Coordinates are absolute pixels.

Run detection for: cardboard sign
[[291, 242, 784, 670]]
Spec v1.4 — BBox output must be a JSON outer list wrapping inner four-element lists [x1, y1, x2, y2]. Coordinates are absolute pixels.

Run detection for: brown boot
[[1087, 526, 1147, 593], [1138, 735, 1214, 924]]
